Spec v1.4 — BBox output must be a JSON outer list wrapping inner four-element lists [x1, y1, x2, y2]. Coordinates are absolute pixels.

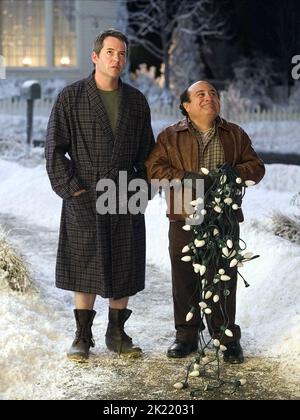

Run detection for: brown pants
[[168, 221, 241, 344]]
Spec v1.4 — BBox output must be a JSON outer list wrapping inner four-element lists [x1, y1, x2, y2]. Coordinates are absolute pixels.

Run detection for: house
[[0, 0, 123, 82]]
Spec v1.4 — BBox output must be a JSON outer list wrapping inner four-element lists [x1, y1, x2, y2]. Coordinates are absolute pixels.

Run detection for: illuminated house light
[[22, 57, 32, 66], [60, 56, 71, 66]]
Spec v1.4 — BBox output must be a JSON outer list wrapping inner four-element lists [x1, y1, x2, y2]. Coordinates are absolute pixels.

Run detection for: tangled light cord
[[173, 163, 258, 396]]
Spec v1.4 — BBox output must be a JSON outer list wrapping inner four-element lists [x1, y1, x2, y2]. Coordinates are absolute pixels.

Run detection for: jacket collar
[[174, 116, 230, 132]]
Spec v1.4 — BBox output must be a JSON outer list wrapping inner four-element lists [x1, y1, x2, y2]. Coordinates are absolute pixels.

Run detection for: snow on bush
[[271, 193, 300, 244], [230, 55, 277, 110], [130, 64, 174, 105], [0, 229, 31, 292], [223, 84, 252, 114], [288, 83, 300, 111]]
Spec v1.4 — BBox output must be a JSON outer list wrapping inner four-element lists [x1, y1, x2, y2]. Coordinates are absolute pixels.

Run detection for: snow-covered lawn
[[0, 157, 299, 399], [1, 115, 300, 155]]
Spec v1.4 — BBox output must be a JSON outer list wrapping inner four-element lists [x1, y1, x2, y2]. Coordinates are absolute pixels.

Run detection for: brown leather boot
[[67, 309, 96, 362], [105, 308, 142, 357]]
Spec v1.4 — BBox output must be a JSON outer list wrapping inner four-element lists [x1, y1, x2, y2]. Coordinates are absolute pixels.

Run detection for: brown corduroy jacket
[[146, 117, 265, 222]]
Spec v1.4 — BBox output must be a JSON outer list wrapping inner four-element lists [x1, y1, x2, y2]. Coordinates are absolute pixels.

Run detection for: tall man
[[45, 29, 155, 361], [146, 81, 265, 362]]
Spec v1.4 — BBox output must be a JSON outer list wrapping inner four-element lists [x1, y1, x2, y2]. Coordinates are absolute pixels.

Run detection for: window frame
[[0, 0, 80, 71]]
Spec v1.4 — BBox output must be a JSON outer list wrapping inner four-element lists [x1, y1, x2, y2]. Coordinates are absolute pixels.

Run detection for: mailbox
[[21, 80, 42, 149], [21, 80, 41, 100]]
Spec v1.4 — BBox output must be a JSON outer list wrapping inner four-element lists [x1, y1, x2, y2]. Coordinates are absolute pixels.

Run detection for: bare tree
[[127, 0, 228, 91], [230, 54, 278, 109], [169, 13, 205, 96], [114, 0, 129, 34]]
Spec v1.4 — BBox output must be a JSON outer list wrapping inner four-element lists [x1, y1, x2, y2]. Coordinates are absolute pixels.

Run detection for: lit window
[[0, 0, 46, 67], [53, 0, 77, 67]]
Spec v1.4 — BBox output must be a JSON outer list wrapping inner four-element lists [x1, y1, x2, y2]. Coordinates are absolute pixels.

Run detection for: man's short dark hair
[[179, 89, 190, 117], [93, 29, 129, 56]]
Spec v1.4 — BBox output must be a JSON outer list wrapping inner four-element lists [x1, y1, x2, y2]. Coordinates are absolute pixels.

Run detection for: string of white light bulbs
[[173, 163, 258, 396]]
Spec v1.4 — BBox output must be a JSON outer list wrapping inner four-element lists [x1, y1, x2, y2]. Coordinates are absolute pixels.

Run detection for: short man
[[45, 29, 155, 361], [146, 81, 265, 362]]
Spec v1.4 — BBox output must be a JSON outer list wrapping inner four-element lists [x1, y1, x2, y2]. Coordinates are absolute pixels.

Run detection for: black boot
[[67, 309, 96, 362], [105, 308, 142, 357], [223, 340, 244, 364]]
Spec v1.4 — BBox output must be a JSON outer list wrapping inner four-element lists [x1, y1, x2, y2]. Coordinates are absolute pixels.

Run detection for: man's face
[[91, 36, 127, 80], [184, 81, 220, 121]]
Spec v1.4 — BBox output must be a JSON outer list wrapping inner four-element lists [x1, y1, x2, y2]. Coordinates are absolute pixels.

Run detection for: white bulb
[[220, 175, 227, 184], [243, 252, 253, 259], [189, 370, 200, 377], [195, 239, 205, 248], [182, 245, 190, 253], [226, 239, 233, 249], [214, 205, 222, 213], [213, 295, 219, 303], [224, 197, 233, 205], [186, 311, 194, 322], [213, 339, 220, 347], [204, 308, 212, 315], [239, 378, 247, 386], [199, 301, 207, 309], [182, 225, 191, 231], [173, 382, 184, 389], [205, 291, 212, 299], [222, 247, 229, 257], [245, 180, 255, 186], [236, 177, 242, 184], [215, 197, 221, 204], [200, 265, 206, 276], [218, 268, 225, 275], [181, 256, 192, 262], [225, 329, 233, 337], [213, 277, 220, 284], [201, 209, 207, 215], [220, 345, 227, 352], [232, 204, 239, 210], [193, 263, 201, 272], [220, 274, 231, 281], [229, 258, 238, 267], [190, 197, 203, 206], [213, 228, 219, 236], [201, 167, 209, 175]]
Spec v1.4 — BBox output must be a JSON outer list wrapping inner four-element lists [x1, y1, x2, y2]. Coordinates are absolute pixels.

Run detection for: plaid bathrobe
[[45, 72, 155, 298]]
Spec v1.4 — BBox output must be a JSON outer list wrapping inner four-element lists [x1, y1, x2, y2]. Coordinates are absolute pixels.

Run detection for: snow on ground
[[152, 119, 300, 155], [241, 121, 300, 155], [1, 115, 300, 156], [0, 156, 299, 399]]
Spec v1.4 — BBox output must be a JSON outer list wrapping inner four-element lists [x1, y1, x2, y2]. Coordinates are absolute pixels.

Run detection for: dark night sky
[[128, 0, 300, 81]]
